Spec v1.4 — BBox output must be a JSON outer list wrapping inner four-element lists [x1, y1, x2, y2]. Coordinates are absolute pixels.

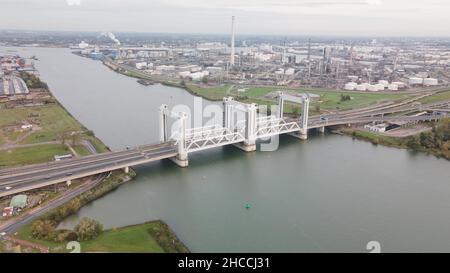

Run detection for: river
[[2, 47, 450, 252]]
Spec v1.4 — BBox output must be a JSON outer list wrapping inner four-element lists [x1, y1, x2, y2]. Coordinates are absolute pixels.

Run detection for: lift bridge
[[159, 92, 310, 167]]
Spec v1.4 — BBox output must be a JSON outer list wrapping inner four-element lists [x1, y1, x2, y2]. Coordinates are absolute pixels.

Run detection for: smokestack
[[307, 38, 311, 61], [230, 16, 235, 66]]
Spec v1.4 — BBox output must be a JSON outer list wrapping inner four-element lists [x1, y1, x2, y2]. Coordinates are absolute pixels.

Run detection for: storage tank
[[392, 81, 406, 89], [378, 80, 389, 87], [356, 84, 367, 91], [347, 75, 358, 82], [367, 85, 380, 92], [388, 84, 399, 91], [344, 82, 357, 91], [409, 77, 423, 85], [423, 78, 438, 86], [375, 83, 386, 90]]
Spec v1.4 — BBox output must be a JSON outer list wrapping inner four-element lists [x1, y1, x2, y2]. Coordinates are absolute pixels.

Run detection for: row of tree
[[19, 71, 48, 90], [406, 118, 450, 153]]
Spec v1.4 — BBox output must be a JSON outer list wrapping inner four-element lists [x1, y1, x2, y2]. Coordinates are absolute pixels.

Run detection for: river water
[[3, 47, 450, 252]]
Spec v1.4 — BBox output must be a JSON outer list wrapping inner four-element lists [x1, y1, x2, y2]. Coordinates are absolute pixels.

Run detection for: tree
[[74, 217, 103, 241], [71, 133, 81, 146], [420, 132, 436, 149], [201, 76, 208, 84], [315, 105, 321, 113], [340, 94, 351, 102], [31, 220, 56, 239], [406, 136, 421, 150]]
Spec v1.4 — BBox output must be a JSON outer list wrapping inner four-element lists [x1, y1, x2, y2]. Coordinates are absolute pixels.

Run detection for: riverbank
[[102, 58, 417, 116], [337, 119, 450, 161], [0, 72, 115, 228], [3, 168, 190, 253], [0, 71, 189, 253]]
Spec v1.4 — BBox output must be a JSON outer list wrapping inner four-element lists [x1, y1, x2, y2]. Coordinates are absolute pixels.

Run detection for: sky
[[0, 0, 449, 37]]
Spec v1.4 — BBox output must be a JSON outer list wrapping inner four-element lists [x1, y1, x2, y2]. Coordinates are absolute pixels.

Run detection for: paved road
[[0, 141, 60, 151], [0, 173, 108, 234], [0, 142, 177, 198]]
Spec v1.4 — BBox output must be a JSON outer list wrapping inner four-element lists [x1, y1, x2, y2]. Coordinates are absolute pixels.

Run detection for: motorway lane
[[0, 147, 176, 187], [0, 142, 175, 179], [0, 173, 108, 234]]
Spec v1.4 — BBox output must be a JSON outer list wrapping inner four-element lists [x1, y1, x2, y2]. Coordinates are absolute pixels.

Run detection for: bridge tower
[[277, 91, 310, 140], [159, 104, 189, 167], [223, 97, 257, 152]]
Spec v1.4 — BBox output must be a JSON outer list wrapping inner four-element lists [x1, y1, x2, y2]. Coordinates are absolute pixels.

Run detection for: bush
[[51, 230, 78, 243], [30, 220, 56, 240], [340, 94, 351, 102], [74, 217, 103, 241]]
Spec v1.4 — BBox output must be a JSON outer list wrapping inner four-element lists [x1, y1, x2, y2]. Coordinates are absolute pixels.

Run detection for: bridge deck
[[0, 142, 177, 198]]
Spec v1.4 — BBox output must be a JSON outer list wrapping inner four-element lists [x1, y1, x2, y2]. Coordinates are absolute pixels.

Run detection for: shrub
[[30, 220, 56, 240], [51, 230, 78, 243], [74, 217, 103, 241]]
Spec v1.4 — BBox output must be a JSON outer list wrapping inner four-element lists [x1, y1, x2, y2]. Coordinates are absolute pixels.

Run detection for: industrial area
[[0, 5, 449, 254], [65, 17, 450, 94]]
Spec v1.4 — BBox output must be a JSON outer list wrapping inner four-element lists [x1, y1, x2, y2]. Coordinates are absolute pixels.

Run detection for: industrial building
[[0, 76, 29, 96]]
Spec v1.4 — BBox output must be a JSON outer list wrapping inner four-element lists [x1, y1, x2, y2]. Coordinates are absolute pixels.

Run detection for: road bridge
[[0, 93, 447, 197]]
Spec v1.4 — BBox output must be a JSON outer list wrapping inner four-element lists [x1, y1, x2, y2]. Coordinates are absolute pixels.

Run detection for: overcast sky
[[1, 0, 449, 36]]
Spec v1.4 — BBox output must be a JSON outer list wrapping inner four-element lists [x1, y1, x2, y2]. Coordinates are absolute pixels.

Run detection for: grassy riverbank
[[163, 81, 410, 115], [9, 170, 189, 253], [103, 59, 413, 116], [339, 118, 450, 160], [0, 72, 189, 253], [0, 100, 109, 168]]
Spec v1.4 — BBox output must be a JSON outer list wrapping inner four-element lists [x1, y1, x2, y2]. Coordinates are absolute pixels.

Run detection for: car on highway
[[4, 186, 12, 190], [0, 232, 6, 237], [66, 173, 73, 176]]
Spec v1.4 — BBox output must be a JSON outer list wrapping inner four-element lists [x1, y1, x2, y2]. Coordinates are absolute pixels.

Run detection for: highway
[[0, 173, 108, 234], [0, 94, 448, 198], [0, 142, 177, 198]]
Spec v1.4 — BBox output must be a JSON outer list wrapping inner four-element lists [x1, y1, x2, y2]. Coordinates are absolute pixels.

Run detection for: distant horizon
[[1, 0, 449, 38], [1, 29, 450, 40]]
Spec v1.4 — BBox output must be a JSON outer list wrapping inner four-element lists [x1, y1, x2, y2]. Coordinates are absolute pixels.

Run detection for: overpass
[[0, 92, 446, 197]]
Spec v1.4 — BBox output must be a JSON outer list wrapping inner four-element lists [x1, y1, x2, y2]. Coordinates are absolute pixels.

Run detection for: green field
[[187, 84, 232, 100], [72, 145, 90, 157], [419, 90, 450, 104], [0, 144, 70, 168], [0, 100, 109, 167], [186, 85, 410, 114], [80, 222, 165, 253], [0, 104, 83, 145], [12, 221, 188, 253]]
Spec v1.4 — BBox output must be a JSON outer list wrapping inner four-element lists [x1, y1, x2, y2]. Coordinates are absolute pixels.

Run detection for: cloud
[[0, 0, 448, 36]]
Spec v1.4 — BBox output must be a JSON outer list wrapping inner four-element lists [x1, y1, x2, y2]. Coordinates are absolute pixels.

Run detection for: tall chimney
[[230, 16, 235, 66]]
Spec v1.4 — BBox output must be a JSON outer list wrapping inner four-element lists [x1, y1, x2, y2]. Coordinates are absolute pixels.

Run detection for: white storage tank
[[388, 84, 399, 91], [344, 82, 357, 91], [375, 83, 386, 90], [423, 78, 438, 86], [378, 80, 389, 87], [347, 75, 358, 82], [392, 81, 406, 89], [409, 77, 423, 85], [367, 85, 380, 92], [356, 84, 367, 91]]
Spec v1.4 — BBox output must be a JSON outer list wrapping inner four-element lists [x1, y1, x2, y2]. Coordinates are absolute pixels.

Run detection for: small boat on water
[[137, 79, 154, 86]]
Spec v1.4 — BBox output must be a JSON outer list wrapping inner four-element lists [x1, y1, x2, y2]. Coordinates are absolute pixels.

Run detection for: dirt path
[[0, 141, 60, 151]]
